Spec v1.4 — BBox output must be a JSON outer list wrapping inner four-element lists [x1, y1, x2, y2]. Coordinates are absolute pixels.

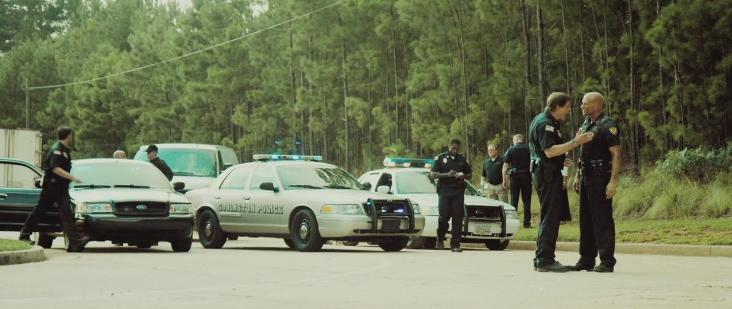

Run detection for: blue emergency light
[[382, 157, 434, 168], [253, 154, 323, 161]]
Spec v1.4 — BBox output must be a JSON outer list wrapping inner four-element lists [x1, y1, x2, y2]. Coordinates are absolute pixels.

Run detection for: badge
[[62, 152, 68, 159], [545, 125, 555, 132], [609, 127, 618, 135], [442, 158, 447, 164], [558, 131, 562, 138]]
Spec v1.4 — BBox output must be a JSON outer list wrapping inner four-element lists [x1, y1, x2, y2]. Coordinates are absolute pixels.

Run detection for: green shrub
[[656, 143, 732, 183], [700, 178, 732, 217]]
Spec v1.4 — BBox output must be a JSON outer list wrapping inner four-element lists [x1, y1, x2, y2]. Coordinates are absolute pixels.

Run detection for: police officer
[[569, 92, 620, 273], [481, 144, 506, 202], [502, 134, 533, 228], [529, 92, 594, 272], [431, 139, 472, 252], [145, 144, 173, 180], [18, 126, 89, 252]]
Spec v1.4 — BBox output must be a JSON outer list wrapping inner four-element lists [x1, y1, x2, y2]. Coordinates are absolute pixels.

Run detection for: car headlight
[[504, 209, 518, 219], [410, 202, 421, 214], [320, 204, 364, 215], [170, 203, 192, 214], [76, 202, 113, 214]]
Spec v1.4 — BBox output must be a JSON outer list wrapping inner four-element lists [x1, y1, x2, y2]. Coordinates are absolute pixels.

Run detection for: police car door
[[215, 165, 254, 233], [246, 164, 284, 234]]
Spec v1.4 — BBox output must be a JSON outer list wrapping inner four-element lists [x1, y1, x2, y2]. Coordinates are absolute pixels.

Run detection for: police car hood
[[172, 176, 215, 191], [305, 189, 408, 204], [70, 188, 189, 204], [399, 193, 514, 210]]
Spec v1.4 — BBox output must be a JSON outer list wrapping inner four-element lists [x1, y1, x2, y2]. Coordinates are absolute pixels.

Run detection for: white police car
[[185, 155, 425, 252], [357, 157, 520, 250]]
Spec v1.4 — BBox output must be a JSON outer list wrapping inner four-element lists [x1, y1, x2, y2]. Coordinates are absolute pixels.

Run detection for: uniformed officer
[[431, 139, 472, 252], [529, 92, 594, 272], [481, 144, 506, 202], [18, 126, 89, 252], [146, 144, 173, 180], [569, 92, 621, 273], [502, 134, 533, 228]]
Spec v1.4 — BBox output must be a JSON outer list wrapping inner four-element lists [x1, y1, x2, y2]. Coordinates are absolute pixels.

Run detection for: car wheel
[[406, 237, 424, 249], [422, 237, 437, 249], [485, 239, 510, 251], [283, 238, 294, 249], [289, 209, 324, 252], [341, 241, 359, 246], [136, 242, 153, 249], [227, 234, 239, 241], [198, 209, 227, 249], [378, 237, 409, 252], [171, 238, 192, 252], [37, 233, 54, 249]]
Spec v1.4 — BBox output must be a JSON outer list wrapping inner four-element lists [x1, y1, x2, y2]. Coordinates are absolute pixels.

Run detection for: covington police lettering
[[218, 203, 284, 215]]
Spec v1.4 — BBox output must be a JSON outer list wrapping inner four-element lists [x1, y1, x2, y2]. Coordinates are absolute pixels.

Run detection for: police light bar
[[253, 154, 323, 161], [383, 157, 435, 168]]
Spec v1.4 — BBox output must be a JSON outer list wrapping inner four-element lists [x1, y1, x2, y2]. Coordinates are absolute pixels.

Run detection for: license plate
[[473, 223, 498, 235], [381, 219, 401, 232]]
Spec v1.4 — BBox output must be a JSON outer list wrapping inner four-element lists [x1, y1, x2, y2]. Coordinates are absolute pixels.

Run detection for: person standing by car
[[502, 134, 533, 228], [481, 144, 506, 202], [431, 139, 472, 253], [146, 144, 173, 180], [18, 126, 89, 252], [529, 92, 594, 272]]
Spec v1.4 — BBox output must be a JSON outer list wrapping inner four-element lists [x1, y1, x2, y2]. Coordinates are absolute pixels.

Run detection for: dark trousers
[[437, 191, 465, 248], [533, 166, 566, 267], [20, 184, 84, 246], [578, 174, 616, 267], [509, 172, 532, 226]]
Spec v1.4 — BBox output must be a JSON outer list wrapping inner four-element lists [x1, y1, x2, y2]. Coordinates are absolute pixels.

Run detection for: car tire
[[283, 238, 294, 249], [422, 237, 437, 249], [378, 237, 409, 252], [37, 233, 54, 249], [406, 237, 424, 249], [289, 209, 324, 252], [136, 242, 153, 249], [171, 238, 192, 252], [227, 234, 239, 241], [485, 239, 510, 251], [341, 241, 359, 246], [198, 210, 227, 249]]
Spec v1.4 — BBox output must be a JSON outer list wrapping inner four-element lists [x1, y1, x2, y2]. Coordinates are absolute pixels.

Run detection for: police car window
[[250, 166, 277, 191], [70, 161, 170, 189], [219, 148, 239, 165], [359, 172, 380, 188], [0, 163, 41, 188], [220, 166, 252, 190], [464, 181, 481, 196], [135, 148, 217, 178], [277, 165, 362, 190], [396, 172, 436, 194]]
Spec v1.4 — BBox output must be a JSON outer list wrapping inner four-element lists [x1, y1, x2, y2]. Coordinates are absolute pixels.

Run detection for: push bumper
[[318, 214, 425, 238], [80, 214, 194, 242]]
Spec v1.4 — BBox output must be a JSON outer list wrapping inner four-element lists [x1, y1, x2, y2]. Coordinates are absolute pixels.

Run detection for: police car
[[185, 155, 425, 252], [357, 157, 520, 250]]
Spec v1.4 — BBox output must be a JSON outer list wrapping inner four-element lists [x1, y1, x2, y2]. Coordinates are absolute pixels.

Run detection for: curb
[[0, 246, 47, 266], [464, 241, 732, 258]]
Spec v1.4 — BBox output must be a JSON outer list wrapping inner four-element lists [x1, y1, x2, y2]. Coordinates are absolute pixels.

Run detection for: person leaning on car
[[145, 144, 173, 181], [19, 126, 90, 252], [431, 138, 472, 253]]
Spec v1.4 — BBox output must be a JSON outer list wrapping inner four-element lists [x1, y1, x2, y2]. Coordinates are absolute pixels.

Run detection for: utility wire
[[28, 0, 344, 90]]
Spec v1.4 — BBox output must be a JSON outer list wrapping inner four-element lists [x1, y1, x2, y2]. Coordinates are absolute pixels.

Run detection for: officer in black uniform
[[529, 92, 594, 272], [146, 144, 173, 180], [431, 139, 472, 252], [570, 92, 621, 273], [19, 126, 89, 252], [502, 134, 533, 228]]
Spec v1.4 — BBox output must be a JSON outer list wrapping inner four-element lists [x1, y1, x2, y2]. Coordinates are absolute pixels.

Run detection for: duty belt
[[579, 160, 611, 176]]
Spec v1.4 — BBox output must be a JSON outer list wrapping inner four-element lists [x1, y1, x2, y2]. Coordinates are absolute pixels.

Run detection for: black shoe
[[568, 263, 595, 271], [436, 240, 445, 250], [593, 264, 614, 273], [66, 235, 91, 253], [451, 247, 463, 253], [523, 224, 533, 229], [536, 261, 571, 273], [18, 233, 35, 245]]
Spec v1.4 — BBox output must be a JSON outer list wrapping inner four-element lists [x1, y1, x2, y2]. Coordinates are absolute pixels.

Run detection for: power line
[[27, 0, 344, 90]]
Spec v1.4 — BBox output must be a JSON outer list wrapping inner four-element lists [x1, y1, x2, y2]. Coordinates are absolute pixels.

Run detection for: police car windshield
[[134, 148, 217, 177], [70, 161, 171, 189], [277, 166, 362, 190], [396, 172, 437, 194]]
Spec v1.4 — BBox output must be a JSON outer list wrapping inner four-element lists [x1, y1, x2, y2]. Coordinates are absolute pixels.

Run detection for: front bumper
[[318, 214, 425, 238], [79, 214, 194, 242], [419, 215, 519, 240]]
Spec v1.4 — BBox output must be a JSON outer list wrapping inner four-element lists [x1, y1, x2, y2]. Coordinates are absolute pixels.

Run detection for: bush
[[656, 143, 732, 183]]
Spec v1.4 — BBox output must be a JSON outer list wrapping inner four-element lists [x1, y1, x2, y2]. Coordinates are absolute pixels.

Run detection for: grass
[[513, 217, 732, 245], [0, 238, 32, 252]]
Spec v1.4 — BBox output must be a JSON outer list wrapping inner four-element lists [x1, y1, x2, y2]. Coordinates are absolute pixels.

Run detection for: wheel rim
[[298, 219, 310, 241], [204, 219, 214, 238]]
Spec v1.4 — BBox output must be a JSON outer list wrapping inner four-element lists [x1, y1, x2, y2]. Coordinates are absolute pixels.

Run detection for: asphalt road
[[1, 234, 731, 309]]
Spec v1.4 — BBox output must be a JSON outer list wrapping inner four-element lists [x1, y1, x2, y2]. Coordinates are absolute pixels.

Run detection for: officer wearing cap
[[430, 139, 472, 252], [569, 92, 621, 273], [18, 126, 89, 252], [146, 144, 173, 180], [502, 134, 533, 228], [529, 92, 594, 272]]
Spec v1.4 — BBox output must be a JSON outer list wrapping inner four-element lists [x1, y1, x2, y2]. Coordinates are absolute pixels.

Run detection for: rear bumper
[[80, 214, 194, 242], [419, 215, 519, 240], [318, 214, 425, 238]]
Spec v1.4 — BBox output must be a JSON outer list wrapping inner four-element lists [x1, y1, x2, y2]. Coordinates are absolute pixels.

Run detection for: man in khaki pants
[[481, 144, 507, 202]]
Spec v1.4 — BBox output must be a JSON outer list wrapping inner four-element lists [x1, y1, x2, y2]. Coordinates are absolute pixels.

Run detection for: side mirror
[[260, 182, 279, 193], [376, 185, 391, 194], [173, 182, 186, 192], [360, 182, 372, 190], [34, 179, 42, 189]]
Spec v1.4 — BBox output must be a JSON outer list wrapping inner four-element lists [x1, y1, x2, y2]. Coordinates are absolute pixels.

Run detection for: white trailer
[[0, 129, 43, 187]]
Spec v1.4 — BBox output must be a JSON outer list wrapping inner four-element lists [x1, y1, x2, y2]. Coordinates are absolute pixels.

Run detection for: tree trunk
[[536, 2, 547, 110]]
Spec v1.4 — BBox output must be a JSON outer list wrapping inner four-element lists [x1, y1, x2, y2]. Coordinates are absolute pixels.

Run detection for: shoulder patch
[[53, 150, 62, 155], [545, 125, 555, 132], [609, 127, 618, 135]]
